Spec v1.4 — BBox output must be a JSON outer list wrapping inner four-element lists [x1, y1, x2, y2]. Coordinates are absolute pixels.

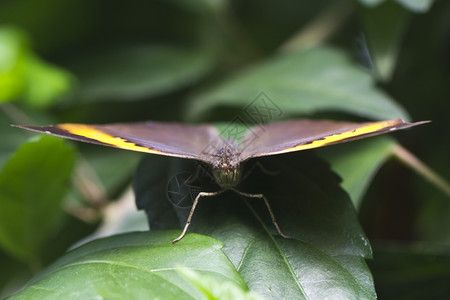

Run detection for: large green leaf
[[134, 152, 376, 299], [0, 136, 75, 262], [185, 47, 409, 122], [9, 232, 246, 299], [69, 44, 216, 102]]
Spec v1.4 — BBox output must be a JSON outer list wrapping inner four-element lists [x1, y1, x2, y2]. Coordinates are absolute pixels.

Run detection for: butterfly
[[14, 118, 428, 242]]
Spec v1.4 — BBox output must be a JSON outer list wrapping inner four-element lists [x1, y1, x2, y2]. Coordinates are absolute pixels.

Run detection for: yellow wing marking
[[58, 124, 165, 155], [275, 119, 400, 154]]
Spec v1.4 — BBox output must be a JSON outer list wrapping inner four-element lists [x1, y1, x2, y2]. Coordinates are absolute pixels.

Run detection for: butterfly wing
[[13, 122, 221, 162], [241, 118, 429, 160]]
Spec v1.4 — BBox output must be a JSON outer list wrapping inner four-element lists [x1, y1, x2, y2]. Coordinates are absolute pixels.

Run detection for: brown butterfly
[[14, 118, 428, 242]]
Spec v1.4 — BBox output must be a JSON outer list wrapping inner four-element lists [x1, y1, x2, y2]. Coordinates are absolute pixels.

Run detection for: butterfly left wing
[[241, 118, 429, 160], [13, 122, 221, 163]]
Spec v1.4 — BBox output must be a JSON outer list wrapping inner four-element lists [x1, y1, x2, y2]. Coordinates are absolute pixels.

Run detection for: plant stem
[[393, 144, 450, 198]]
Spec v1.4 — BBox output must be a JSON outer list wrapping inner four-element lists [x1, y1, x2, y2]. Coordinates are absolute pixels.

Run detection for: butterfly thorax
[[210, 141, 242, 189]]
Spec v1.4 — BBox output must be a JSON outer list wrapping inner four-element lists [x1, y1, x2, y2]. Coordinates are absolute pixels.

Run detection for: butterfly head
[[211, 142, 242, 189]]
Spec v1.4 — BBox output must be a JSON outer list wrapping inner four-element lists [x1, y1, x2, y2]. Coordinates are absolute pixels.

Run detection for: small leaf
[[0, 26, 73, 107], [318, 137, 397, 208], [10, 232, 246, 300], [0, 135, 75, 262], [0, 27, 28, 103], [70, 44, 216, 102], [186, 47, 409, 122]]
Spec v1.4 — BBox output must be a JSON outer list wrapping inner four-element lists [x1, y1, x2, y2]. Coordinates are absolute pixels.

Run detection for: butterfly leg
[[172, 190, 225, 244], [234, 190, 292, 239]]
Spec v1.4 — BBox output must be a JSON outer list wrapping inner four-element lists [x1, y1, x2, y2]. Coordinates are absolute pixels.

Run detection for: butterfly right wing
[[240, 118, 429, 161]]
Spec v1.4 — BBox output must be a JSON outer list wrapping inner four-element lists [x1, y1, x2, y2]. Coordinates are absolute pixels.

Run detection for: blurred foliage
[[0, 27, 73, 108], [0, 0, 449, 299], [0, 136, 75, 263]]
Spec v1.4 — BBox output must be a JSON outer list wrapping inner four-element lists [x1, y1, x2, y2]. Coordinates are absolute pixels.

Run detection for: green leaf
[[70, 44, 216, 102], [361, 1, 410, 81], [186, 47, 409, 122], [0, 26, 73, 107], [134, 152, 376, 299], [22, 54, 74, 109], [0, 27, 27, 103], [178, 267, 264, 300], [10, 232, 246, 300], [0, 135, 75, 262], [318, 137, 397, 208]]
